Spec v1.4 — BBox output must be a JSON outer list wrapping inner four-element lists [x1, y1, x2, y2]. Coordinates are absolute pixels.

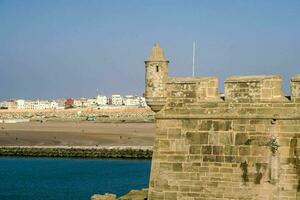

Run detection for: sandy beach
[[0, 121, 155, 147]]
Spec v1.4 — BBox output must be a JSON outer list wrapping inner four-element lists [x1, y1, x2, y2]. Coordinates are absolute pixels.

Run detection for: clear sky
[[0, 0, 299, 100]]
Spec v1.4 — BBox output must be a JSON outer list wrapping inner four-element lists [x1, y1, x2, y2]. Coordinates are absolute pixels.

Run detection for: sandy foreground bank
[[0, 121, 155, 147]]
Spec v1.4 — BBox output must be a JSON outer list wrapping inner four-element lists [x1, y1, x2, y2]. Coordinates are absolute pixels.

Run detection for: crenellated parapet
[[146, 73, 300, 114], [145, 45, 299, 113]]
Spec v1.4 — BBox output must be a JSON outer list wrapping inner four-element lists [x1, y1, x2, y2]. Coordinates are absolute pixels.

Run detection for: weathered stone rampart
[[145, 44, 300, 199]]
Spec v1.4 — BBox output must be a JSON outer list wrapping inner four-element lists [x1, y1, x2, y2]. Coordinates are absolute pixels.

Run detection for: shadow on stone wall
[[289, 136, 300, 198]]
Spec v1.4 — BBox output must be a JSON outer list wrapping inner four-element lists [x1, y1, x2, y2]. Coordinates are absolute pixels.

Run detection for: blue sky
[[0, 0, 299, 99]]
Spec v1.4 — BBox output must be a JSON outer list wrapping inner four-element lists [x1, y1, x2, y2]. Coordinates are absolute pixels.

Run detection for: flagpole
[[192, 41, 196, 77]]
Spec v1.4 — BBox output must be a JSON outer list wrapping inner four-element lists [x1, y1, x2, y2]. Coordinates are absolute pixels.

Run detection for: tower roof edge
[[147, 43, 168, 61]]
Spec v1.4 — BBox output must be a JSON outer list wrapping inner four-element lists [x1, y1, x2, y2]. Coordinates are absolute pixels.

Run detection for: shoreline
[[0, 146, 153, 159], [0, 107, 155, 123]]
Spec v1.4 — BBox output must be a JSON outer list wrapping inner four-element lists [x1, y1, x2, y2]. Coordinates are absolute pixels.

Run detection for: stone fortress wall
[[145, 44, 300, 199]]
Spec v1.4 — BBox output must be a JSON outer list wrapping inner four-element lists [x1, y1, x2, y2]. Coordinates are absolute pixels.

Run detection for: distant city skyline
[[0, 93, 147, 110], [0, 93, 143, 101], [0, 0, 299, 100]]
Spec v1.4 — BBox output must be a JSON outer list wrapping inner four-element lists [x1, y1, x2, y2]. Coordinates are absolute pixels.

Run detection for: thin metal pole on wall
[[192, 41, 196, 77]]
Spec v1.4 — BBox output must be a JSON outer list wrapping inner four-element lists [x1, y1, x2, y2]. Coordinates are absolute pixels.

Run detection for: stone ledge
[[168, 76, 217, 84], [156, 114, 300, 120], [225, 75, 282, 83]]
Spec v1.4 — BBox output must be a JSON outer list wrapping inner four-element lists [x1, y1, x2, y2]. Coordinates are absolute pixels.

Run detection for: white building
[[87, 98, 97, 107], [123, 95, 139, 106], [16, 99, 25, 109], [50, 101, 59, 109], [1, 100, 17, 109], [25, 101, 34, 109], [74, 98, 91, 108], [56, 100, 66, 109], [96, 95, 108, 106], [74, 99, 84, 108], [0, 101, 12, 109], [32, 100, 51, 110], [111, 94, 123, 106], [138, 97, 147, 107]]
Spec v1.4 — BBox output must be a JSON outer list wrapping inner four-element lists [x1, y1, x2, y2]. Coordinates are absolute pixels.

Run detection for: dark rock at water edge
[[91, 189, 148, 200], [0, 147, 152, 159]]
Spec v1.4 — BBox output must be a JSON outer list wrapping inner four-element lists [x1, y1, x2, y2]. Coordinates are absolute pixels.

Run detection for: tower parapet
[[291, 74, 300, 100], [145, 44, 169, 112]]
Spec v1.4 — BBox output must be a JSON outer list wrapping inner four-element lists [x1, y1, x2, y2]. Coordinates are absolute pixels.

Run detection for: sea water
[[0, 157, 151, 200]]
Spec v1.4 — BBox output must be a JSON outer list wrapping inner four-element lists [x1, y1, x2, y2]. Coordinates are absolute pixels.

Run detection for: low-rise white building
[[96, 95, 108, 106], [111, 94, 123, 106], [25, 101, 34, 109], [56, 100, 66, 109], [32, 100, 51, 110], [0, 101, 10, 109], [16, 99, 25, 109], [123, 95, 140, 106], [74, 98, 91, 108], [1, 100, 17, 109], [50, 101, 58, 109], [74, 99, 84, 108], [87, 98, 97, 107], [138, 97, 147, 107]]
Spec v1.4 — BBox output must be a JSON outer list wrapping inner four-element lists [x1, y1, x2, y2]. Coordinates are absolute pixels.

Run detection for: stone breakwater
[[0, 108, 154, 123], [0, 146, 152, 159]]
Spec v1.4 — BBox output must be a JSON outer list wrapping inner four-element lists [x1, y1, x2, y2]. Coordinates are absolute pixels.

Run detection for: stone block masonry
[[145, 44, 300, 199]]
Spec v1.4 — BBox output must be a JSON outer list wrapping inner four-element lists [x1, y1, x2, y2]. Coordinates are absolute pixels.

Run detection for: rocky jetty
[[91, 189, 148, 200], [0, 146, 152, 159]]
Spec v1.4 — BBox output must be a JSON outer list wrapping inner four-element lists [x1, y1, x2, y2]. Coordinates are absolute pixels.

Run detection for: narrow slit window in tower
[[156, 66, 159, 72]]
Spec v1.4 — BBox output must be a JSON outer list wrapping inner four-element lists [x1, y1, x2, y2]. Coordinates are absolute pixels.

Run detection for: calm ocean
[[0, 157, 151, 200]]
